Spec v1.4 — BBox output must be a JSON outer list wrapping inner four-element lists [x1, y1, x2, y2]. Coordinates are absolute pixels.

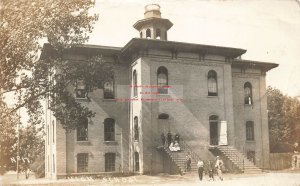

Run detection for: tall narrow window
[[77, 153, 88, 173], [208, 70, 218, 96], [135, 152, 140, 172], [146, 29, 151, 39], [105, 153, 116, 172], [75, 79, 87, 98], [157, 66, 168, 94], [134, 116, 139, 141], [209, 115, 219, 145], [77, 118, 88, 141], [140, 31, 143, 38], [246, 121, 254, 141], [104, 118, 115, 141], [133, 70, 137, 97], [244, 82, 253, 105], [156, 29, 161, 39], [103, 78, 114, 99]]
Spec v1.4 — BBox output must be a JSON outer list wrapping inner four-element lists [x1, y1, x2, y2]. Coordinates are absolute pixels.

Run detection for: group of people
[[197, 156, 224, 181], [161, 131, 181, 152]]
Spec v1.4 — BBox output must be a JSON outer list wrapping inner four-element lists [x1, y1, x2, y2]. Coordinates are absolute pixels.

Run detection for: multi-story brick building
[[44, 4, 278, 178]]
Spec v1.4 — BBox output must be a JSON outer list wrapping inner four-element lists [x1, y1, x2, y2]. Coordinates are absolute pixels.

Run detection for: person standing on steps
[[197, 159, 204, 181], [161, 132, 166, 146], [167, 131, 172, 146], [185, 153, 192, 173], [174, 133, 180, 143]]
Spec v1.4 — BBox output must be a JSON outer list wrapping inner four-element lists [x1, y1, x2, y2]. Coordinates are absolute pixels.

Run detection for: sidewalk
[[2, 171, 300, 186]]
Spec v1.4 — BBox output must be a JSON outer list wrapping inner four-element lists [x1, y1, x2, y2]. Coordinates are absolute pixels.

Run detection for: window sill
[[75, 97, 89, 101], [76, 141, 91, 145], [156, 93, 170, 96], [244, 104, 253, 107], [207, 95, 218, 98], [103, 98, 116, 101], [246, 140, 255, 143], [104, 141, 118, 145]]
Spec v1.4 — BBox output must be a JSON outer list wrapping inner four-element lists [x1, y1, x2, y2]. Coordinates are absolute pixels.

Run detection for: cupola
[[133, 4, 173, 40]]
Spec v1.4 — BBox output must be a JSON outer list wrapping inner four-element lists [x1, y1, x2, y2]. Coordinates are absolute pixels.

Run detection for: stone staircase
[[160, 146, 198, 174], [215, 146, 262, 174]]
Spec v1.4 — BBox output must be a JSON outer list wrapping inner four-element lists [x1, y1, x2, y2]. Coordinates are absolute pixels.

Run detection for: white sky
[[88, 0, 300, 97]]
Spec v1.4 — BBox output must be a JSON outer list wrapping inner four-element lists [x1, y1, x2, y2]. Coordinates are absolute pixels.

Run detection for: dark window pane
[[246, 121, 254, 141], [104, 118, 115, 141], [105, 153, 115, 172], [77, 118, 88, 141], [77, 153, 88, 173], [104, 80, 114, 99]]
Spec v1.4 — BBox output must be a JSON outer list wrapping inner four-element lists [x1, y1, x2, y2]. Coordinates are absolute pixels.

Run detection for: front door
[[210, 122, 218, 145]]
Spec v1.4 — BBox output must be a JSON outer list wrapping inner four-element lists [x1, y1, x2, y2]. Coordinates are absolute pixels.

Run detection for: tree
[[267, 86, 300, 152], [0, 0, 114, 174], [0, 99, 18, 175], [18, 125, 45, 177]]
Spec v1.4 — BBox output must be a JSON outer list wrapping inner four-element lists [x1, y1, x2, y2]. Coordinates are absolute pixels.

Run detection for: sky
[[88, 0, 300, 97]]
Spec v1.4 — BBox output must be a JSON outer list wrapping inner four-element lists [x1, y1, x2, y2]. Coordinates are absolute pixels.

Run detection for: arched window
[[77, 117, 88, 141], [246, 121, 254, 141], [103, 78, 114, 99], [207, 70, 218, 96], [140, 31, 143, 38], [104, 118, 115, 141], [134, 116, 139, 141], [146, 29, 151, 39], [244, 82, 252, 105], [209, 115, 219, 145], [157, 66, 168, 94], [133, 70, 137, 97], [135, 152, 140, 172], [156, 29, 161, 39]]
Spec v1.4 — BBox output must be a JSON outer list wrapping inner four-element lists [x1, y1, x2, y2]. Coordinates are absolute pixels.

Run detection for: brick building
[[44, 4, 278, 178]]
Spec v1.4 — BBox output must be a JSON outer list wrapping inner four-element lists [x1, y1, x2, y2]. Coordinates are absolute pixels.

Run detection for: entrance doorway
[[134, 152, 140, 172], [158, 113, 169, 145], [209, 115, 219, 145]]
